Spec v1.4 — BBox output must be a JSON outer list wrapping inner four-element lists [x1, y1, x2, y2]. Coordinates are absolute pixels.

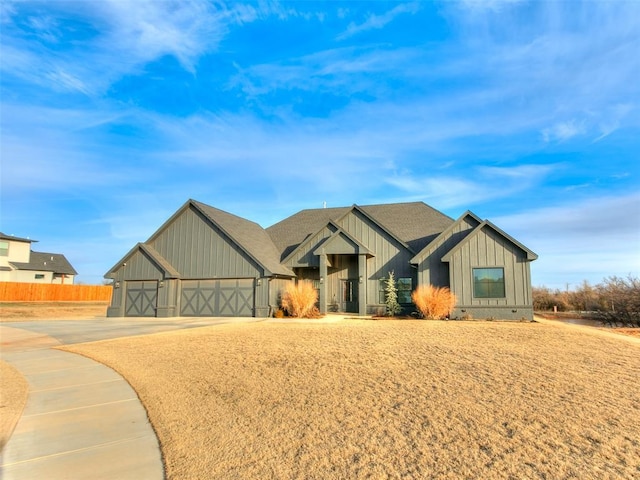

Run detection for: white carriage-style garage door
[[125, 281, 158, 317], [180, 279, 254, 317]]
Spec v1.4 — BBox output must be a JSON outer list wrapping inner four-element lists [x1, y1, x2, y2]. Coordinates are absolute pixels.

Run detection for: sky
[[1, 0, 638, 289]]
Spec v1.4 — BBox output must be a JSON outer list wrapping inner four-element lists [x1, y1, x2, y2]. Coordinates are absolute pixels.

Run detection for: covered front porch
[[296, 252, 370, 316]]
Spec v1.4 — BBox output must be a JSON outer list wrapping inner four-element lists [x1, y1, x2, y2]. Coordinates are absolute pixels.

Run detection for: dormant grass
[[0, 302, 108, 321], [412, 285, 456, 319], [281, 280, 318, 317], [0, 361, 28, 449], [62, 320, 640, 479]]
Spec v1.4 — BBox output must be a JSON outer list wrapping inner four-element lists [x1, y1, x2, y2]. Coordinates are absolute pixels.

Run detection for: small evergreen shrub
[[384, 271, 401, 317], [412, 285, 456, 320], [281, 280, 319, 318]]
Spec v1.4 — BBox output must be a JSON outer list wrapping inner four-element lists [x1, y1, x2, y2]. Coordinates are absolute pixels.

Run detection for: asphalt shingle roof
[[0, 232, 35, 243], [10, 251, 77, 275], [267, 202, 454, 259], [192, 200, 294, 277]]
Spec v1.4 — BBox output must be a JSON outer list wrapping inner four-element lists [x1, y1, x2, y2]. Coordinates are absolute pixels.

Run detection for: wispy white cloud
[[385, 164, 557, 209], [457, 0, 525, 14], [96, 0, 226, 73], [1, 1, 638, 285], [493, 193, 640, 288], [337, 2, 421, 40], [541, 120, 585, 143], [1, 1, 238, 95]]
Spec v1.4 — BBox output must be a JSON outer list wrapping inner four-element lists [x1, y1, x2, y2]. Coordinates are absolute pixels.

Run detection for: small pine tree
[[385, 271, 401, 317]]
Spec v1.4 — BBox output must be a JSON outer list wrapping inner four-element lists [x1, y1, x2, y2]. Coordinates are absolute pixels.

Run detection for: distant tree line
[[533, 275, 640, 327]]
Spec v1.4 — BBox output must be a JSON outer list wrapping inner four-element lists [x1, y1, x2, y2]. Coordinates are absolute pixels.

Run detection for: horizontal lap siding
[[151, 206, 261, 279], [450, 227, 530, 306]]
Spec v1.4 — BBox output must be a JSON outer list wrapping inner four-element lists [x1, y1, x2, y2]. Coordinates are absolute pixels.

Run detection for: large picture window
[[473, 268, 505, 298]]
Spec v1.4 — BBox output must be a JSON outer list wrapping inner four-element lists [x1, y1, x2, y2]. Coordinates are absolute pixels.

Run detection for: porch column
[[358, 254, 367, 316], [319, 253, 328, 314]]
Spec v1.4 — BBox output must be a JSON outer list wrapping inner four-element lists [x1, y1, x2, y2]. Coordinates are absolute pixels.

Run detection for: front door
[[341, 279, 358, 313]]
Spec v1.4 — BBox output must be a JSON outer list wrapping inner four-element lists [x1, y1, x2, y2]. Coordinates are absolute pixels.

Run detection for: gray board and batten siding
[[441, 221, 538, 320], [105, 199, 537, 320], [106, 200, 294, 318]]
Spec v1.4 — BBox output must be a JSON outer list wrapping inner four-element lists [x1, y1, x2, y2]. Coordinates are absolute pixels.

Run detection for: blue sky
[[1, 0, 638, 289]]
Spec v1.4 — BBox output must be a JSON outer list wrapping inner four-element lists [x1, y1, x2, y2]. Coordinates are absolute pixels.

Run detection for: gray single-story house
[[105, 199, 537, 320]]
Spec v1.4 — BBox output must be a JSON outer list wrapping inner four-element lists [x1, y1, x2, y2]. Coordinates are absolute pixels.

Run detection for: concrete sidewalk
[[0, 325, 164, 480]]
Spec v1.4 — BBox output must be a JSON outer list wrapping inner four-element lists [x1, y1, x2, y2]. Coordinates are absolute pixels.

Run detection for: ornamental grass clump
[[412, 285, 456, 320], [281, 280, 319, 318]]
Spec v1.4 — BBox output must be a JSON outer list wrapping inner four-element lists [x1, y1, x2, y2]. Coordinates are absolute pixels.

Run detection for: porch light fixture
[[359, 275, 363, 284], [114, 281, 120, 289], [257, 278, 262, 286], [319, 276, 324, 284], [159, 281, 164, 288]]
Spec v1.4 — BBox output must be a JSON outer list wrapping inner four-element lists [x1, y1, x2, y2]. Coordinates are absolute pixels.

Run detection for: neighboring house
[[0, 233, 78, 284], [105, 199, 537, 320]]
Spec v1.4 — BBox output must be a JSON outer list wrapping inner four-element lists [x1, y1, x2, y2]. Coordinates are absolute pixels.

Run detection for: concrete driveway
[[0, 316, 265, 480]]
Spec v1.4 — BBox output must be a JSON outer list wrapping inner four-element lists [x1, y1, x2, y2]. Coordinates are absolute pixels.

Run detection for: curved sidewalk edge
[[533, 315, 640, 345], [0, 325, 164, 480]]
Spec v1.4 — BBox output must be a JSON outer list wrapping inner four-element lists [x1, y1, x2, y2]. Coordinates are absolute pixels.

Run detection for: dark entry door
[[125, 281, 158, 317], [341, 279, 358, 313]]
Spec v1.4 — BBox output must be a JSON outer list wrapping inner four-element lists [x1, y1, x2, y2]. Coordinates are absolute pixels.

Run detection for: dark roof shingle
[[0, 232, 36, 243], [192, 201, 294, 277], [10, 251, 77, 275], [267, 202, 453, 258]]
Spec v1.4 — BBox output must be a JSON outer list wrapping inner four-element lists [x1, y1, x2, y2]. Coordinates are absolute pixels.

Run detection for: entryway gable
[[335, 205, 413, 255], [312, 229, 373, 256], [282, 222, 340, 267]]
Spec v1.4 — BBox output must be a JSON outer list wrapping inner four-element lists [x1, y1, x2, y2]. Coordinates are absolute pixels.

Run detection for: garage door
[[125, 281, 158, 317], [181, 279, 254, 317]]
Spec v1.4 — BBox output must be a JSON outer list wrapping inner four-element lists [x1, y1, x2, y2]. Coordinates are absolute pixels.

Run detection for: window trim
[[473, 267, 506, 299]]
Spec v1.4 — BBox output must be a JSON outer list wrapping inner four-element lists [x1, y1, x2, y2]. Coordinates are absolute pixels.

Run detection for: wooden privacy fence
[[0, 282, 113, 302]]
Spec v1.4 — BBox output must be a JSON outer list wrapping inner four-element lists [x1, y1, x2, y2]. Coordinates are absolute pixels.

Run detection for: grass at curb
[[0, 361, 28, 451]]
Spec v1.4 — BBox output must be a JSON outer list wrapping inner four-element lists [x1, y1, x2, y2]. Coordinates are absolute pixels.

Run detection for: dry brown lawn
[[0, 302, 108, 321], [62, 320, 640, 480], [0, 361, 28, 450]]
